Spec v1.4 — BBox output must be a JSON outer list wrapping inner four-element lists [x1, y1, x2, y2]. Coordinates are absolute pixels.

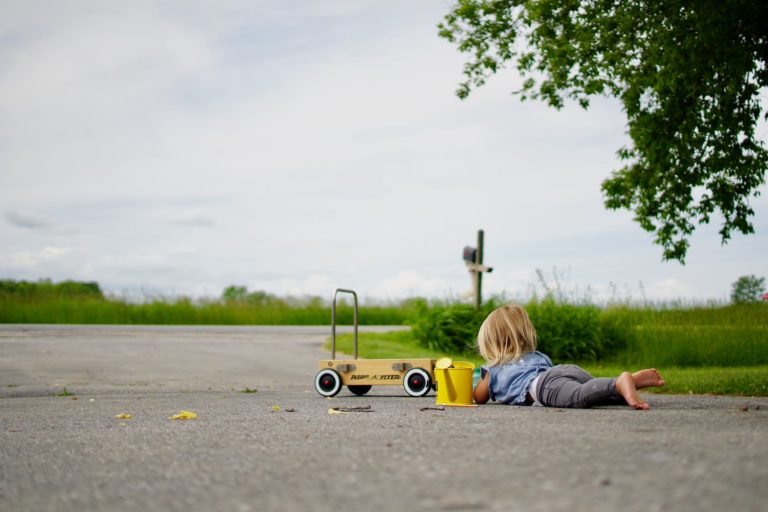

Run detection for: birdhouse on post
[[463, 229, 493, 309]]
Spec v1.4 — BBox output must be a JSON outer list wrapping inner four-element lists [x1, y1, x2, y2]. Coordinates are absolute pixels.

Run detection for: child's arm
[[473, 372, 490, 404]]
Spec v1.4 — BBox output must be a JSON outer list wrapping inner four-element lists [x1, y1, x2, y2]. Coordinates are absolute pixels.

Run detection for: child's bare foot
[[632, 368, 665, 389], [615, 372, 650, 410]]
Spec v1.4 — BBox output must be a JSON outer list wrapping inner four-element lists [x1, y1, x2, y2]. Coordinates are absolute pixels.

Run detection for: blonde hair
[[477, 304, 537, 366]]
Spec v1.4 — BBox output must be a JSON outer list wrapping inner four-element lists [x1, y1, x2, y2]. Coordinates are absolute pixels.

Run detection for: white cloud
[[0, 246, 73, 269], [369, 271, 454, 299], [645, 278, 693, 301], [245, 274, 336, 298], [170, 209, 216, 227], [485, 269, 539, 299], [171, 245, 200, 255]]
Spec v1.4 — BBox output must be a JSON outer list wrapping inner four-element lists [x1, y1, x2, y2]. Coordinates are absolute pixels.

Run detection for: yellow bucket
[[435, 360, 477, 407]]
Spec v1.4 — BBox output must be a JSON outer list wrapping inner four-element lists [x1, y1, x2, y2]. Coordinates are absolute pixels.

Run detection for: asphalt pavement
[[1, 325, 766, 512]]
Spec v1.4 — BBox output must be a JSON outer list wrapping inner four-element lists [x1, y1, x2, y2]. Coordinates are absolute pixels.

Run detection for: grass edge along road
[[327, 331, 768, 397]]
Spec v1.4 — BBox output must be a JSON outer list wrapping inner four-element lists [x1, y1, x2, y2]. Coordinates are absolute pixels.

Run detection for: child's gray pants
[[535, 364, 625, 408]]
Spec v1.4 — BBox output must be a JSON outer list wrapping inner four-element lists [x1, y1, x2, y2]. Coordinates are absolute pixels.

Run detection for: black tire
[[314, 369, 342, 397], [348, 385, 372, 396], [403, 368, 432, 397]]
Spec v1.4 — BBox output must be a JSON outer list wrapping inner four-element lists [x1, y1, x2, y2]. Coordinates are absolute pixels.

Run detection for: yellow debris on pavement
[[168, 410, 197, 420]]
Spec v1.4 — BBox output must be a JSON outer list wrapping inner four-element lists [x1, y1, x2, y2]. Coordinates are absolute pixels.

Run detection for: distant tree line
[[2, 278, 765, 305], [0, 279, 104, 299]]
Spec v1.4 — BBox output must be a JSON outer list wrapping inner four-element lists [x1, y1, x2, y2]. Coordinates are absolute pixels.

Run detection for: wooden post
[[475, 229, 484, 309], [463, 230, 492, 309]]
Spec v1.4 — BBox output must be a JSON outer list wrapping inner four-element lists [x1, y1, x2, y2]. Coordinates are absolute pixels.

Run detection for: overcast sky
[[1, 1, 766, 304]]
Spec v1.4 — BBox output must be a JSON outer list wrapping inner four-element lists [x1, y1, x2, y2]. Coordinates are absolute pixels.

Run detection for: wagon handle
[[331, 288, 358, 360]]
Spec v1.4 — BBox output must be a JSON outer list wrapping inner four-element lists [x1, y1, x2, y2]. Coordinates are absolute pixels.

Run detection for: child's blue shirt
[[482, 351, 553, 405]]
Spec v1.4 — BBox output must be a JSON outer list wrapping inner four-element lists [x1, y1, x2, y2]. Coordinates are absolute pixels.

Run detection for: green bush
[[526, 299, 604, 362], [409, 299, 633, 364], [596, 306, 635, 357], [409, 300, 498, 354]]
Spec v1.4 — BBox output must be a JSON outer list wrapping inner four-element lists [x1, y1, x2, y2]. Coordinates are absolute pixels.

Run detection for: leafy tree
[[221, 285, 280, 305], [221, 285, 248, 302], [730, 275, 766, 303], [439, 0, 768, 262]]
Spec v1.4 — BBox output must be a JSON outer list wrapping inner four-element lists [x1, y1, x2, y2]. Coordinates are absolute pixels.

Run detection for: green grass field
[[604, 303, 768, 367], [585, 364, 768, 396], [0, 296, 409, 325], [327, 331, 768, 397], [621, 325, 768, 367]]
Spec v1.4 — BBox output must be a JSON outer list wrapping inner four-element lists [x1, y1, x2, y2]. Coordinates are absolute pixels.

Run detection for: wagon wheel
[[348, 385, 372, 396], [314, 369, 342, 397], [403, 368, 432, 397]]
